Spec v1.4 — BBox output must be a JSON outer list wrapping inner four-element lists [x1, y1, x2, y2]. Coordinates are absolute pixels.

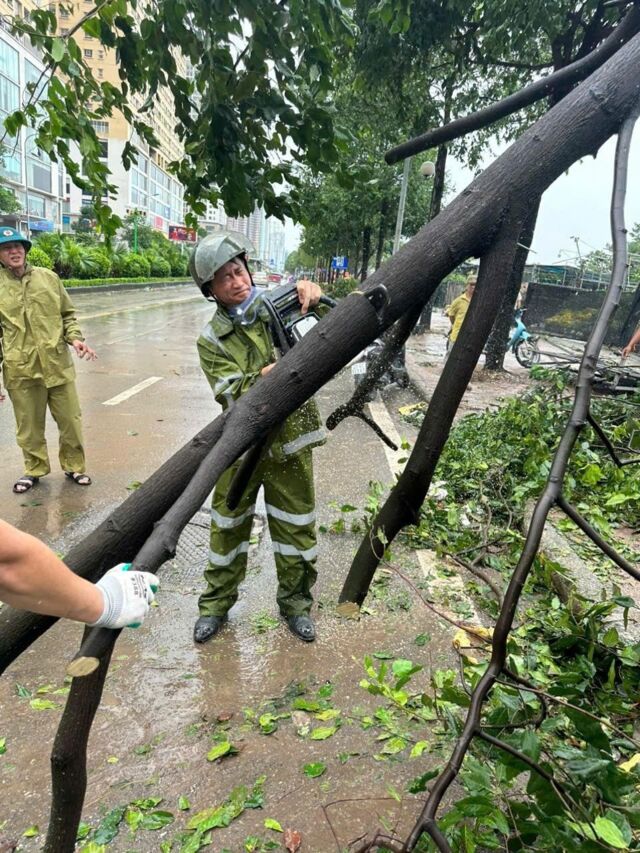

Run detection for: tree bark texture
[[340, 214, 526, 603], [484, 199, 541, 370], [44, 629, 116, 852], [360, 224, 372, 281], [1, 35, 640, 673]]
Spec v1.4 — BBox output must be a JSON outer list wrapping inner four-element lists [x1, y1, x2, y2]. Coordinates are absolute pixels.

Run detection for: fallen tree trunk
[[1, 32, 639, 674]]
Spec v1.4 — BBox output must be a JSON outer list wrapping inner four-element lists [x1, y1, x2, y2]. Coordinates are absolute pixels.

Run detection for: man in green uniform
[[190, 232, 325, 644], [0, 228, 96, 493]]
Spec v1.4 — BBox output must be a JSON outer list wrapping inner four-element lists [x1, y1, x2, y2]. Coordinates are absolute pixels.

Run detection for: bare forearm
[[0, 521, 102, 622]]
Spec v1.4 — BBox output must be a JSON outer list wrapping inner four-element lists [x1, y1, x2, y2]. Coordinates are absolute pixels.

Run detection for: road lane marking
[[78, 294, 201, 322], [367, 400, 406, 476], [102, 376, 163, 406]]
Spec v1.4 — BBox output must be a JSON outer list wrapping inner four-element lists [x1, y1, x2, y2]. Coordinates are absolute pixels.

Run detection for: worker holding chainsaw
[[189, 232, 327, 645]]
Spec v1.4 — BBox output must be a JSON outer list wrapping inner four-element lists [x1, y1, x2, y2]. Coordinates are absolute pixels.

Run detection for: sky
[[285, 135, 640, 265], [447, 135, 640, 265]]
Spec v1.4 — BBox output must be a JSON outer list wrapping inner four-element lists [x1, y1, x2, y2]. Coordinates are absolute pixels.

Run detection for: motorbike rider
[[189, 232, 325, 644]]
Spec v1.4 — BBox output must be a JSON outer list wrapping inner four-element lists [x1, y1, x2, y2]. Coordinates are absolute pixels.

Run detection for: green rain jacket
[[0, 264, 84, 390], [197, 294, 326, 462]]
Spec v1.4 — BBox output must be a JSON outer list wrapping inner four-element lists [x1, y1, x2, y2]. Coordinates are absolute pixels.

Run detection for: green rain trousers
[[7, 380, 85, 477], [199, 447, 317, 619]]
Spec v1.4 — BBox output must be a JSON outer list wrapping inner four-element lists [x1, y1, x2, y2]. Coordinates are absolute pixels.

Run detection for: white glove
[[89, 563, 159, 629]]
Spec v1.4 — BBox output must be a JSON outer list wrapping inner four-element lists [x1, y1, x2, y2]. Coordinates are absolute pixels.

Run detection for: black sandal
[[65, 471, 92, 486], [13, 475, 39, 494]]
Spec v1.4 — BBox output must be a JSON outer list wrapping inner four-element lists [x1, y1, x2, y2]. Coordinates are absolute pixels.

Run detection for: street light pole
[[392, 156, 411, 254]]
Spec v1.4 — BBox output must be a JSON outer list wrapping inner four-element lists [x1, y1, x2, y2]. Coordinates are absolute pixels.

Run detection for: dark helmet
[[189, 231, 255, 298], [0, 227, 31, 251]]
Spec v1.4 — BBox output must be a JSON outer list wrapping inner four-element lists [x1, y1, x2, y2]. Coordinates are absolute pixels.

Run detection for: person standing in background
[[0, 228, 96, 494]]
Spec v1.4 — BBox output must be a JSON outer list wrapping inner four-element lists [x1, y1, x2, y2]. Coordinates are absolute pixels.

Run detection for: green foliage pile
[[373, 374, 640, 850], [406, 372, 640, 559]]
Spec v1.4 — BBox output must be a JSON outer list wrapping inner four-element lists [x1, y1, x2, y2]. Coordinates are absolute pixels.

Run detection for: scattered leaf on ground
[[303, 762, 326, 778], [284, 828, 302, 852], [264, 818, 283, 832]]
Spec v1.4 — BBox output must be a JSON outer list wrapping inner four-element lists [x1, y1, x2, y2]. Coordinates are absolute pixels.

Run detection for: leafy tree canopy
[[3, 0, 354, 235]]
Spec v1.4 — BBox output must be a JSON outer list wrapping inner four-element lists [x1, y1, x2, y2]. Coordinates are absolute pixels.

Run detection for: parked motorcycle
[[508, 309, 539, 367], [351, 339, 410, 400]]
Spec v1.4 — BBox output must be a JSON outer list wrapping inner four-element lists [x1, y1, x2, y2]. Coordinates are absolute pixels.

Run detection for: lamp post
[[392, 158, 435, 254]]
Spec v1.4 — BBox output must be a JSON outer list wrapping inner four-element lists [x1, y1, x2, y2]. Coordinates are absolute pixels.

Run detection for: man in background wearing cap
[[0, 228, 96, 494], [190, 232, 325, 645]]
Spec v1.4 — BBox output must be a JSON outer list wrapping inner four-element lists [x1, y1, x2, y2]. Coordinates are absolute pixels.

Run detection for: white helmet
[[189, 230, 256, 296]]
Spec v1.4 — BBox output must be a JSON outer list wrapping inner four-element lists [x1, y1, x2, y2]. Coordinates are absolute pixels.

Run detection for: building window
[[90, 120, 109, 134], [0, 75, 19, 112], [84, 49, 93, 58], [96, 68, 103, 79], [27, 159, 51, 193], [97, 50, 104, 59], [59, 7, 69, 16], [61, 27, 69, 34], [0, 39, 19, 80]]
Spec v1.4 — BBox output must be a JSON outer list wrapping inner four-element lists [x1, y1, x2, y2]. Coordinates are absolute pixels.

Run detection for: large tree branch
[[385, 5, 640, 164], [1, 34, 640, 675]]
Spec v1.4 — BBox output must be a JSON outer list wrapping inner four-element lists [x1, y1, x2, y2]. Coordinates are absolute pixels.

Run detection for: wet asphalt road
[[1, 285, 478, 851], [1, 285, 214, 544]]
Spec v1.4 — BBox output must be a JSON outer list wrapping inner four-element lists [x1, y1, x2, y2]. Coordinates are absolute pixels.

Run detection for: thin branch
[[403, 97, 640, 852], [495, 678, 640, 750], [385, 5, 640, 163], [556, 495, 640, 581]]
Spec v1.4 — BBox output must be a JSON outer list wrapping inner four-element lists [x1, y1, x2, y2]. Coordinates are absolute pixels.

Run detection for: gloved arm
[[0, 520, 158, 626], [88, 564, 158, 629]]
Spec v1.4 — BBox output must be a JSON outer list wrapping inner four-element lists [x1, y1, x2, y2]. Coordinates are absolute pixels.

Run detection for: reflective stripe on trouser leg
[[198, 459, 261, 617], [263, 448, 317, 618], [47, 381, 86, 473], [7, 381, 51, 477]]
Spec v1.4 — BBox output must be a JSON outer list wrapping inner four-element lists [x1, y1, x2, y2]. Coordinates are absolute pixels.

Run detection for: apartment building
[[0, 0, 64, 233], [0, 0, 186, 236]]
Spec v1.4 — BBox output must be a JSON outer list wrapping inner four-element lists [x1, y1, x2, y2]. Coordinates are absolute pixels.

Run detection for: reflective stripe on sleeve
[[271, 541, 317, 561], [209, 541, 250, 566], [281, 429, 326, 456], [265, 503, 316, 526], [211, 504, 256, 529]]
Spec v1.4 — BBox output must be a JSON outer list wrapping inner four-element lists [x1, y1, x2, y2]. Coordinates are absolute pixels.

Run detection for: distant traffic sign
[[331, 256, 348, 270]]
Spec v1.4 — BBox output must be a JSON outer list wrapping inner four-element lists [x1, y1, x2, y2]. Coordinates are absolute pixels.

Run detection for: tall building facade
[[0, 0, 186, 236], [200, 201, 286, 272], [0, 0, 64, 233]]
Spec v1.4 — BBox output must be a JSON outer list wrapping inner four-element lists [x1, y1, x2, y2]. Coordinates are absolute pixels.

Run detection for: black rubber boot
[[193, 614, 227, 644], [286, 614, 316, 642]]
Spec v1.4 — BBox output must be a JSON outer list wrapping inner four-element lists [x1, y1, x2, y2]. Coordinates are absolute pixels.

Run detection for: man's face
[[210, 256, 252, 306], [466, 281, 477, 297], [0, 241, 26, 273]]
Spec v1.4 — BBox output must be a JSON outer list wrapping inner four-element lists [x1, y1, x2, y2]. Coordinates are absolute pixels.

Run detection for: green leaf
[[206, 740, 236, 761], [310, 725, 338, 740], [0, 737, 6, 755], [594, 816, 629, 849], [23, 825, 39, 837], [410, 740, 429, 757], [178, 795, 191, 810], [50, 37, 66, 62], [303, 762, 327, 777], [79, 844, 106, 853], [264, 818, 283, 832], [15, 683, 31, 698], [139, 810, 174, 830], [29, 698, 58, 711], [92, 805, 125, 844]]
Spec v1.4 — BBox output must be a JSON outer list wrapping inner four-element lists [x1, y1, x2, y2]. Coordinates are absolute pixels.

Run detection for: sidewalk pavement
[[404, 308, 531, 414]]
